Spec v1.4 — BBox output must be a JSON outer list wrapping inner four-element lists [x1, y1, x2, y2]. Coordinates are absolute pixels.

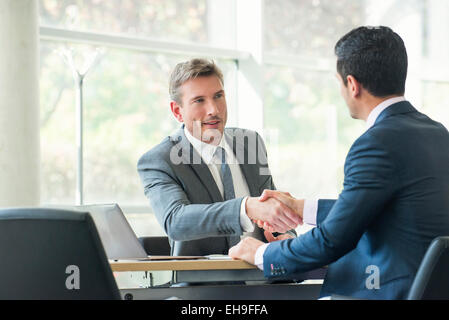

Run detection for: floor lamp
[[59, 47, 102, 205]]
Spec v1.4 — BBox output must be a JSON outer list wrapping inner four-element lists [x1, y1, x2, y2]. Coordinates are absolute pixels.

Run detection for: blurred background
[[36, 0, 449, 236]]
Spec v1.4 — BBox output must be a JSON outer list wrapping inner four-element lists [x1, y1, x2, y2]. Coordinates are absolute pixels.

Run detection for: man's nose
[[206, 100, 219, 116]]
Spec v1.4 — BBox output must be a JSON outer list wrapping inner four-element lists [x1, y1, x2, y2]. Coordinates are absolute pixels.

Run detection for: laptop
[[72, 204, 206, 261]]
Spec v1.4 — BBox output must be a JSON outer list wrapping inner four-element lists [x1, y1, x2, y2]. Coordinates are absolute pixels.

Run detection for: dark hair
[[335, 26, 408, 97]]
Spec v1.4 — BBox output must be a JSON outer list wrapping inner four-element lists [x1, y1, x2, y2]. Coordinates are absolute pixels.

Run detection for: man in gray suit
[[137, 58, 300, 256]]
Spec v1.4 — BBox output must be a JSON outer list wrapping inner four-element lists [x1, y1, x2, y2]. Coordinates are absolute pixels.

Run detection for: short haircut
[[335, 26, 408, 97], [169, 58, 224, 104]]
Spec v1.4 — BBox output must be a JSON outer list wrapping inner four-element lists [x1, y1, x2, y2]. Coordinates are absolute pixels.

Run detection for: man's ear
[[170, 101, 183, 123], [346, 75, 361, 98]]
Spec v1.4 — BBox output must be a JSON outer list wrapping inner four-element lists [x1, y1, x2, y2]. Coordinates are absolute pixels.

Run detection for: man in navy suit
[[229, 26, 449, 299]]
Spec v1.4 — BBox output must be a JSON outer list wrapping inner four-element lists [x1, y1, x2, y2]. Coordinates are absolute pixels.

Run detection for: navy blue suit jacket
[[263, 101, 449, 299]]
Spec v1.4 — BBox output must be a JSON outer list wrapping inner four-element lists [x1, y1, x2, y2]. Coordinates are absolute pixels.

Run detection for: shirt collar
[[183, 127, 229, 164], [366, 96, 406, 130]]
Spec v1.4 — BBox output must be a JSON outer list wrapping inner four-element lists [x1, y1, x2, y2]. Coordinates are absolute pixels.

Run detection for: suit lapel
[[171, 127, 263, 201], [170, 128, 223, 203]]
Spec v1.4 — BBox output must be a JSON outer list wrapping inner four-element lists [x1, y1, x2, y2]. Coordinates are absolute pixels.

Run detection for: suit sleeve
[[262, 132, 397, 276], [316, 199, 337, 225], [137, 153, 243, 242]]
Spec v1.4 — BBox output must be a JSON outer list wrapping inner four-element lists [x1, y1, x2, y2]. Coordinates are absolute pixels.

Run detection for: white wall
[[0, 0, 40, 207]]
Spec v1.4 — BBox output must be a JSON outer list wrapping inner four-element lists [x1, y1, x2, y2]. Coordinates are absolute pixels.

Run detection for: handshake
[[245, 190, 305, 234]]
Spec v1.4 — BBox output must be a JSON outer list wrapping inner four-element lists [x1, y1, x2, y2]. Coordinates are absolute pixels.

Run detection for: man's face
[[172, 75, 227, 144]]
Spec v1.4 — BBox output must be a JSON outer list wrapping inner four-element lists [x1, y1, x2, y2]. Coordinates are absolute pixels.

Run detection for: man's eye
[[214, 93, 223, 99], [194, 98, 204, 103]]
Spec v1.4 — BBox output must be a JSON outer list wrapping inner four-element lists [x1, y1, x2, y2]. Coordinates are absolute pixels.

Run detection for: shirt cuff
[[240, 196, 255, 232], [303, 199, 318, 226], [255, 243, 269, 270]]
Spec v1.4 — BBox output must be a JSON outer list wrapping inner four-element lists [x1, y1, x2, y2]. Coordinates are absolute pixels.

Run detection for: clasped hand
[[245, 189, 304, 233], [229, 190, 304, 264]]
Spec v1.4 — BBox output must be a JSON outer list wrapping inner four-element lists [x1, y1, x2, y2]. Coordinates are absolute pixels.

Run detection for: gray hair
[[169, 58, 224, 104]]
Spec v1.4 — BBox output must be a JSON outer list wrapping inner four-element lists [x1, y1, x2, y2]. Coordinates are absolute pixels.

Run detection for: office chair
[[0, 208, 121, 299], [407, 236, 449, 300], [330, 236, 449, 300], [138, 236, 171, 255]]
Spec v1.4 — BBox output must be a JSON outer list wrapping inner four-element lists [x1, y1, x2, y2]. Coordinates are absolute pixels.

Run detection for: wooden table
[[109, 258, 257, 272], [110, 258, 325, 285], [109, 259, 323, 300], [110, 258, 262, 284], [109, 258, 325, 300]]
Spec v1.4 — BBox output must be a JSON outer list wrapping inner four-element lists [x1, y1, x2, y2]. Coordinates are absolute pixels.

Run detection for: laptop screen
[[73, 204, 148, 260]]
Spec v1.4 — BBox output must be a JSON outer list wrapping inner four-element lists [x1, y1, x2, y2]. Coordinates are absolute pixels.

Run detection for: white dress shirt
[[184, 127, 255, 234], [254, 96, 406, 270]]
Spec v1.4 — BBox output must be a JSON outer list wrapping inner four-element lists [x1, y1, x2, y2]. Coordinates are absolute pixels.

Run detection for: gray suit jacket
[[137, 127, 277, 256]]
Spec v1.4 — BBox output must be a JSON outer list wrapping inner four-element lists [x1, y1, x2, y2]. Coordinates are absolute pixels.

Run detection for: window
[[263, 0, 449, 198], [40, 40, 237, 206], [39, 0, 239, 236], [39, 0, 209, 44], [39, 0, 449, 237], [263, 0, 365, 200], [264, 0, 364, 58]]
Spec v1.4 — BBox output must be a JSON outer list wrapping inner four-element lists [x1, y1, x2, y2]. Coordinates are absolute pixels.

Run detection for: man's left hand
[[228, 237, 264, 265]]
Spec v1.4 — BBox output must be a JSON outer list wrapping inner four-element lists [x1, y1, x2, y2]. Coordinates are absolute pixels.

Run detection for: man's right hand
[[245, 196, 301, 233], [254, 190, 305, 232]]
